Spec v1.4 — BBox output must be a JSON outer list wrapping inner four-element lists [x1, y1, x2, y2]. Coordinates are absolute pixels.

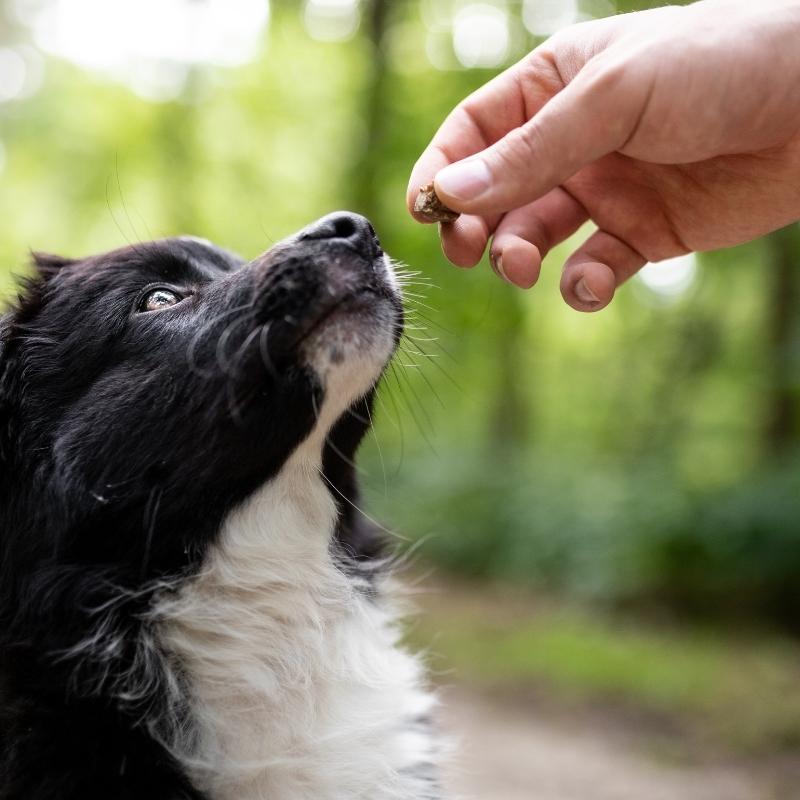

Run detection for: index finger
[[406, 56, 563, 222]]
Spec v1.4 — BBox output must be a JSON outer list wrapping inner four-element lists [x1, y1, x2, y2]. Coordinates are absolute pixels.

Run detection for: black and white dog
[[0, 213, 441, 799]]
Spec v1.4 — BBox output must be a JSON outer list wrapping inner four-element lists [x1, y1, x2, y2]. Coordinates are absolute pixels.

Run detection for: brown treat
[[414, 182, 460, 223]]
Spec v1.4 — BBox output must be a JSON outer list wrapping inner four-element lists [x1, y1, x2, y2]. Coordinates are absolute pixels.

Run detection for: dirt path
[[438, 687, 778, 800]]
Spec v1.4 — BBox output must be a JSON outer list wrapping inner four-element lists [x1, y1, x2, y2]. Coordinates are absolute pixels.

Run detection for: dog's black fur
[[0, 214, 400, 799]]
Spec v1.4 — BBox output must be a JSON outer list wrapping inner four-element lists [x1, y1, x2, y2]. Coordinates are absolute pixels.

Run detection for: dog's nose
[[299, 211, 380, 257]]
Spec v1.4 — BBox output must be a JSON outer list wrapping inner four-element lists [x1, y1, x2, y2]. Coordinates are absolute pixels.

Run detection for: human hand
[[407, 0, 800, 311]]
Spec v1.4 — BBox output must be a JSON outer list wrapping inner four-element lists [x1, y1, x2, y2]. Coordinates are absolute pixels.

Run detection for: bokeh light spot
[[0, 48, 28, 103], [452, 4, 510, 69], [523, 0, 579, 35], [304, 0, 361, 42], [637, 253, 697, 298], [26, 0, 270, 98]]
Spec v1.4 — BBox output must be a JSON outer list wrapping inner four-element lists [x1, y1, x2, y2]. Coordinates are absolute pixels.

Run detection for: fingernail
[[491, 251, 511, 284], [436, 159, 491, 202], [575, 278, 599, 305]]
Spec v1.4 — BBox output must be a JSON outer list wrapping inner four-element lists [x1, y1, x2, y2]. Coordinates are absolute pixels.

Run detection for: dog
[[0, 213, 443, 800]]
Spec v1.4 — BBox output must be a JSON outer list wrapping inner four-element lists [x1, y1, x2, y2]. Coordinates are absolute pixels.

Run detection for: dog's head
[[0, 212, 401, 584]]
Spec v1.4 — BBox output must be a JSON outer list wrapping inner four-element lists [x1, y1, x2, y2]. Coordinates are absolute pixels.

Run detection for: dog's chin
[[301, 298, 398, 425]]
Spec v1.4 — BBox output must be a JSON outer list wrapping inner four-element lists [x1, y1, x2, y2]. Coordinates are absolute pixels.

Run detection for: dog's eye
[[139, 288, 181, 313]]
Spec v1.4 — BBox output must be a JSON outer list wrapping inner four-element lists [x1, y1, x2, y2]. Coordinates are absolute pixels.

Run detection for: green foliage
[[367, 447, 800, 625], [407, 587, 800, 752]]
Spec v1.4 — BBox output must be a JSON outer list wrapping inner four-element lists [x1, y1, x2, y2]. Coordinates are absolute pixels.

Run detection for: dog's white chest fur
[[156, 455, 438, 800]]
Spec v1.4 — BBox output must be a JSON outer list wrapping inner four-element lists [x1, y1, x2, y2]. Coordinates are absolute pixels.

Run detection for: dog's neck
[[154, 444, 438, 800]]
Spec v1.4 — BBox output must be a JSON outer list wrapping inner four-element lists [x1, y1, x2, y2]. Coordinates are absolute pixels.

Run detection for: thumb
[[433, 54, 649, 216]]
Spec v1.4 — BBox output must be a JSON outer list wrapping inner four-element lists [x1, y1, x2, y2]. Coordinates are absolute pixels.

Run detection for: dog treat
[[414, 182, 459, 223]]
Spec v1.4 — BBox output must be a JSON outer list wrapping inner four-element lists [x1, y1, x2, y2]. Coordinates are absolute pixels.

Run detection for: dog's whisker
[[115, 155, 146, 250], [387, 361, 438, 455], [229, 325, 265, 378], [374, 378, 406, 476], [215, 316, 250, 376], [258, 322, 278, 380], [397, 345, 447, 411], [317, 469, 399, 540], [105, 175, 144, 257], [402, 324, 457, 362], [344, 406, 371, 426], [405, 336, 463, 393], [401, 298, 440, 317], [140, 488, 163, 581], [403, 307, 454, 335], [400, 332, 440, 343], [323, 434, 365, 477], [225, 382, 258, 426], [360, 398, 388, 499], [311, 393, 322, 427], [186, 303, 256, 378], [399, 344, 440, 359]]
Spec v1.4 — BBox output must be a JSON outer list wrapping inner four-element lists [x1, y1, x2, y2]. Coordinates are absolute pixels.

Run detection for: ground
[[439, 686, 785, 800], [406, 578, 800, 800]]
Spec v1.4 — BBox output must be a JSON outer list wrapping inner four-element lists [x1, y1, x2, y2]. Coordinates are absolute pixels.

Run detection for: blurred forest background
[[1, 0, 800, 793]]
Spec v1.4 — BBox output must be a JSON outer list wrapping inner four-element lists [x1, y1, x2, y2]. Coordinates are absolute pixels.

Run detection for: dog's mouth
[[281, 281, 399, 388], [286, 285, 383, 351], [257, 265, 393, 365]]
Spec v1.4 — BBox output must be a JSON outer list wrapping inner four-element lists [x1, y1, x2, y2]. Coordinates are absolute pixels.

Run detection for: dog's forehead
[[74, 238, 244, 285], [173, 236, 246, 274]]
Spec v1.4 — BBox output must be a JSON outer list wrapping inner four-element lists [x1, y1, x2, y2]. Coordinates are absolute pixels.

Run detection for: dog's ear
[[7, 253, 76, 325], [0, 314, 9, 373], [0, 314, 12, 466], [31, 252, 76, 282]]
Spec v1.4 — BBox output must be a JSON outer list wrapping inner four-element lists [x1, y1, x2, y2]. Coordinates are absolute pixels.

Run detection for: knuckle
[[581, 52, 628, 93], [493, 124, 547, 176]]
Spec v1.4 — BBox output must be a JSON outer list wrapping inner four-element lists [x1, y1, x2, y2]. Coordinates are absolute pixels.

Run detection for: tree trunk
[[348, 0, 391, 218], [764, 225, 800, 457], [486, 291, 530, 453]]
